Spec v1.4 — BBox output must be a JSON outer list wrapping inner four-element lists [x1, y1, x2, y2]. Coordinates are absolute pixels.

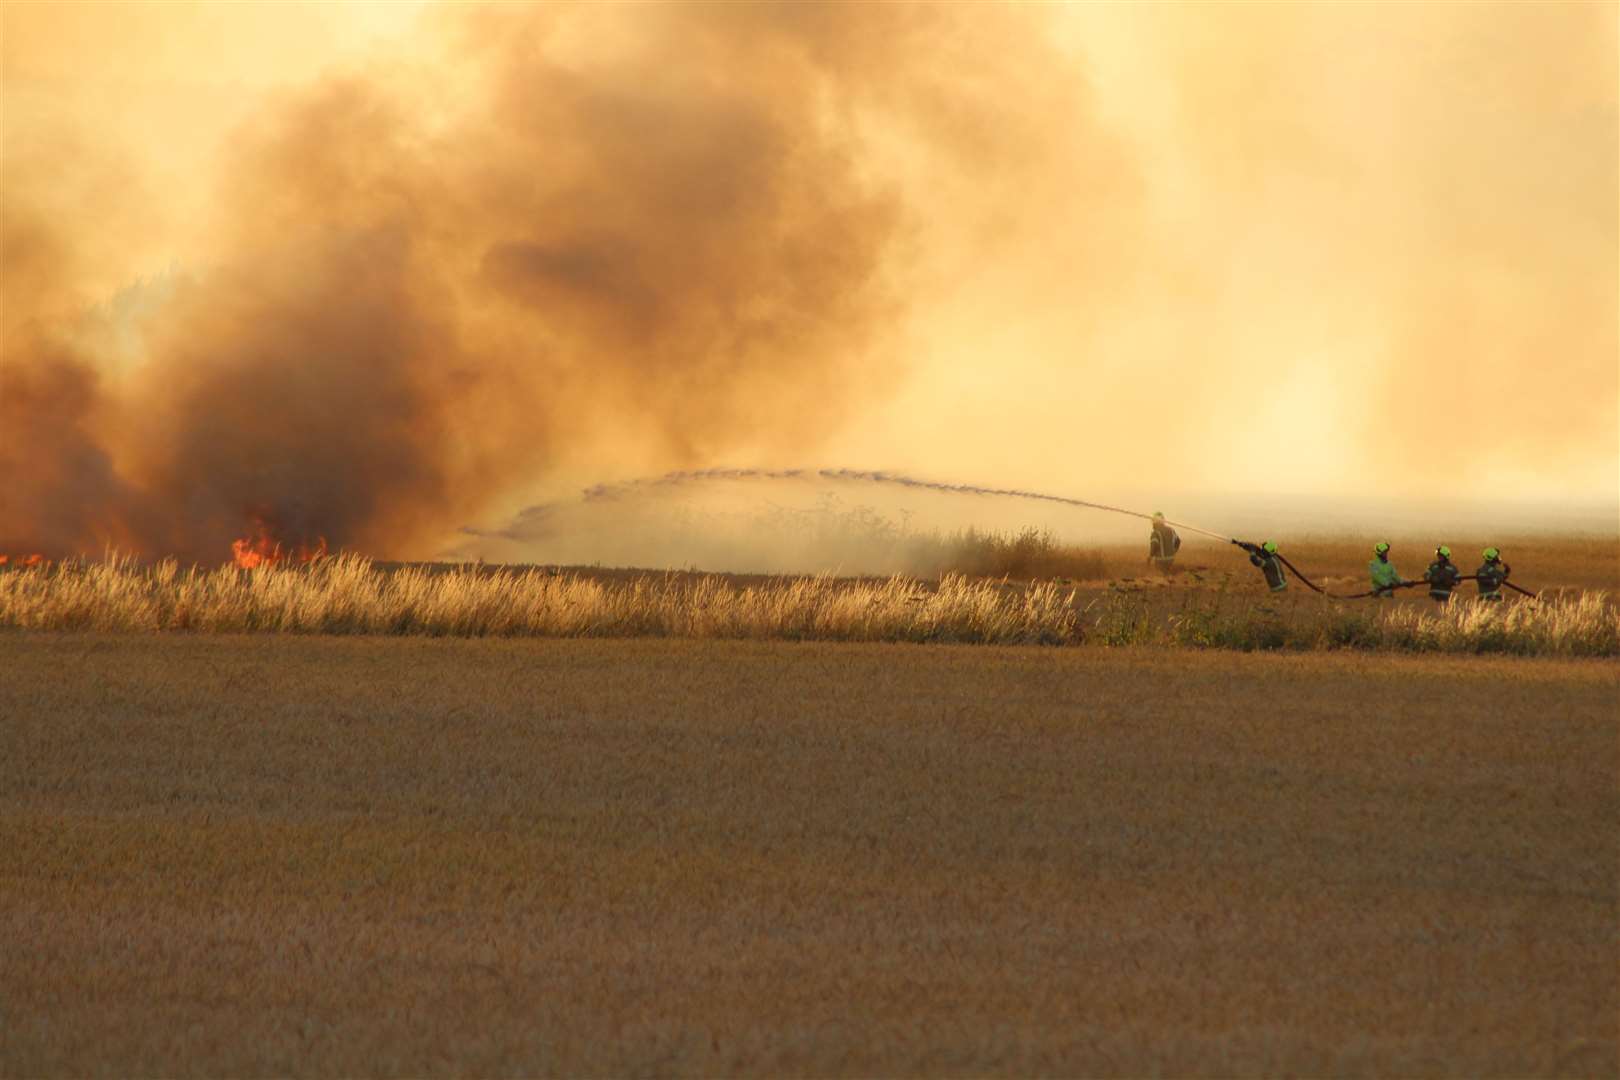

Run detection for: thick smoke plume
[[3, 4, 1089, 561], [4, 3, 1614, 565]]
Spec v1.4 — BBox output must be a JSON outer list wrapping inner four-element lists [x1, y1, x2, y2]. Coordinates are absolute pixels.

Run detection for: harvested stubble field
[[2, 633, 1616, 1076]]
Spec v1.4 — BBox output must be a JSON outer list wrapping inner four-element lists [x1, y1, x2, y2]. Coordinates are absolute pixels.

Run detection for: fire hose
[[1321, 575, 1538, 601], [1226, 540, 1332, 595], [1226, 540, 1539, 601], [1276, 552, 1330, 595]]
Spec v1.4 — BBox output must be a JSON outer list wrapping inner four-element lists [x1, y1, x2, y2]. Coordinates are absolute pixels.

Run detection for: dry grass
[[0, 555, 1079, 645], [2, 635, 1615, 1076], [1133, 588, 1620, 656], [4, 553, 1619, 655]]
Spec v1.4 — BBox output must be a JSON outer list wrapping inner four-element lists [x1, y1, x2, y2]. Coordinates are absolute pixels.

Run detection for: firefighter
[[1476, 547, 1511, 602], [1149, 512, 1181, 573], [1234, 539, 1287, 593], [1369, 541, 1402, 598], [1423, 545, 1462, 604]]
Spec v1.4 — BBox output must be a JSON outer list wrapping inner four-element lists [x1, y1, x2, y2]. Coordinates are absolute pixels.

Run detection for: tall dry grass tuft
[[0, 555, 1078, 645], [926, 526, 1108, 581]]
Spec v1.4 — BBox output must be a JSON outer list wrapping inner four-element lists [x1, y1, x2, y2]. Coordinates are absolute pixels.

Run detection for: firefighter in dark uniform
[[1234, 539, 1287, 593], [1476, 547, 1511, 602], [1149, 512, 1181, 573], [1423, 545, 1462, 604]]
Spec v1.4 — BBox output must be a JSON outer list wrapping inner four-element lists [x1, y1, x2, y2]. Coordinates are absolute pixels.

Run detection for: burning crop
[[229, 517, 327, 570]]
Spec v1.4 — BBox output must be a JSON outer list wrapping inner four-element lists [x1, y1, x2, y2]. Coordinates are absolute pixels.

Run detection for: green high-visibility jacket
[[1369, 557, 1402, 594]]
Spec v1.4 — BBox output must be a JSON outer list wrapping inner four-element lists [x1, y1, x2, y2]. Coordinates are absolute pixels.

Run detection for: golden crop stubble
[[1, 636, 1615, 1076]]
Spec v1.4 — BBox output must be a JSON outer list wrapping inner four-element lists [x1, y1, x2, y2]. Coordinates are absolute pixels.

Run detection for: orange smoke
[[2, 4, 1094, 563], [10, 2, 1607, 567]]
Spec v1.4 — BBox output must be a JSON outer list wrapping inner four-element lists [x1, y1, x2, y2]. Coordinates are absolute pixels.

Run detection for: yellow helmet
[[1436, 545, 1451, 559], [1374, 541, 1390, 555], [1262, 540, 1278, 554], [1484, 546, 1500, 561]]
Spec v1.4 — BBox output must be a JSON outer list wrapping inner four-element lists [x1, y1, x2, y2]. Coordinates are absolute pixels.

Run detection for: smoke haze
[[3, 2, 1615, 562]]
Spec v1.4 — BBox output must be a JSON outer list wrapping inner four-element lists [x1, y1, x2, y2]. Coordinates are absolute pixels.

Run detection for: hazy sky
[[3, 1, 1615, 559]]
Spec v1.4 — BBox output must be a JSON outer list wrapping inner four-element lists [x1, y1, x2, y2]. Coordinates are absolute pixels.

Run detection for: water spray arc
[[577, 467, 1234, 542], [510, 467, 1541, 601]]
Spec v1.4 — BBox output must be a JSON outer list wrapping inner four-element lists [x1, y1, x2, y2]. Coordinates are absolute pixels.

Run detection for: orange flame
[[0, 553, 47, 568], [230, 518, 327, 569]]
